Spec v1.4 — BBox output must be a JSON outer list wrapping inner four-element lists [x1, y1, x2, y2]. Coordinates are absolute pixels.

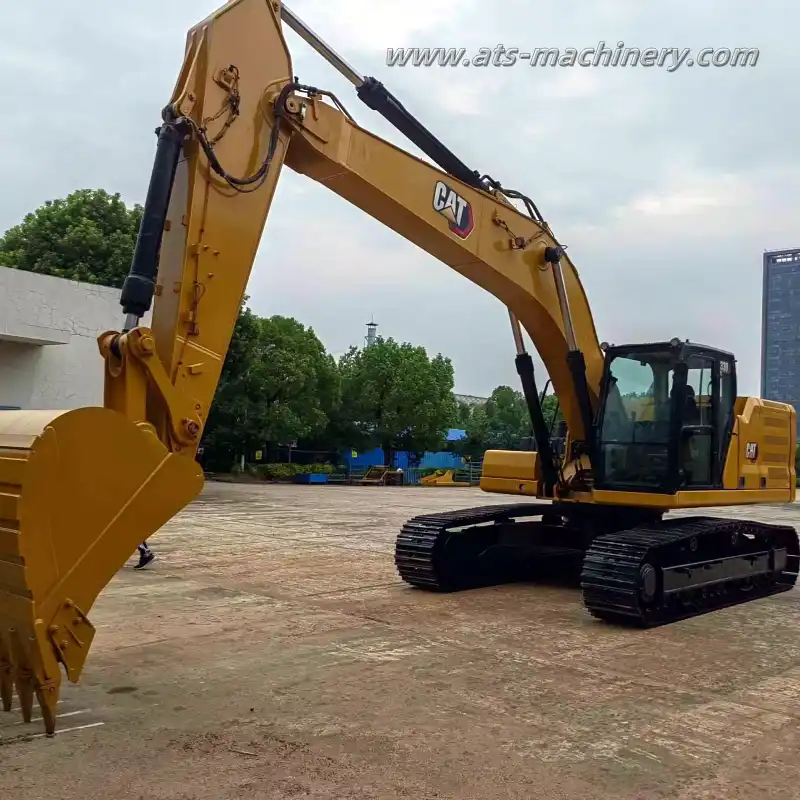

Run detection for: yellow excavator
[[1, 0, 797, 735]]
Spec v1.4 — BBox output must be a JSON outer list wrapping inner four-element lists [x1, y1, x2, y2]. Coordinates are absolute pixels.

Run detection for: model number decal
[[432, 180, 474, 239]]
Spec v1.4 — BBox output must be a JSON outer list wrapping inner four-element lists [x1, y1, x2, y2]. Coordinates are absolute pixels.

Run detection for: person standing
[[134, 541, 155, 569]]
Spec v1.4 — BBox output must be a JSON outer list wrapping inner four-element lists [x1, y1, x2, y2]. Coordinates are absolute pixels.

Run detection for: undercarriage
[[394, 502, 800, 626]]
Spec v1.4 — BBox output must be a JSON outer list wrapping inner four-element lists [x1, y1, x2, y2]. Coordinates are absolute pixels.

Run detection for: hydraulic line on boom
[[0, 0, 796, 736]]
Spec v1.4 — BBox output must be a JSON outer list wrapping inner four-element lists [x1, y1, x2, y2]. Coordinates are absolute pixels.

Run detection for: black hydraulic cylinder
[[120, 119, 186, 318], [356, 77, 485, 192], [566, 349, 595, 451], [515, 352, 559, 495]]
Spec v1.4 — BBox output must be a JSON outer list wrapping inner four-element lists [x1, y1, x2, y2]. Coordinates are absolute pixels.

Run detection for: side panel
[[722, 397, 796, 494]]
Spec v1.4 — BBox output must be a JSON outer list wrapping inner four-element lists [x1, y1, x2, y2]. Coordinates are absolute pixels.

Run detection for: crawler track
[[394, 504, 800, 627], [580, 516, 800, 626], [394, 503, 549, 591]]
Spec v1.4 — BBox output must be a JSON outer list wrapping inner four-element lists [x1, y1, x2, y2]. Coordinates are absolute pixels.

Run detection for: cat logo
[[745, 442, 758, 460], [432, 180, 474, 239]]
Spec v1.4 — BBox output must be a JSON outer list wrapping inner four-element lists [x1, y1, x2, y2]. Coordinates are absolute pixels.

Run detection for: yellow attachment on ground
[[479, 450, 541, 496], [419, 469, 470, 487], [0, 407, 203, 734]]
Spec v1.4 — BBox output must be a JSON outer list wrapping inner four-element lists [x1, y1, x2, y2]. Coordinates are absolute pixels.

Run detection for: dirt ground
[[3, 482, 800, 799]]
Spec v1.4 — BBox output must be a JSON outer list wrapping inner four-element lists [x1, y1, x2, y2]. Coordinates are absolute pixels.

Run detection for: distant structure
[[365, 317, 378, 347], [0, 266, 152, 410], [454, 393, 488, 406], [761, 247, 800, 414]]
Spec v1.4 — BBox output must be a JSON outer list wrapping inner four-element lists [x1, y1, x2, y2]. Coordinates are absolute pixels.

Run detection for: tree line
[[0, 189, 561, 470]]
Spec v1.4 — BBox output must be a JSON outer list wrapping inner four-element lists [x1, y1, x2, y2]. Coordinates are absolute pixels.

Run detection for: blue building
[[761, 247, 800, 413], [342, 429, 467, 471]]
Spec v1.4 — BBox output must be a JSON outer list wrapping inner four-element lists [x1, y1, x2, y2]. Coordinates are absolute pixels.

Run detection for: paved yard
[[2, 482, 800, 799]]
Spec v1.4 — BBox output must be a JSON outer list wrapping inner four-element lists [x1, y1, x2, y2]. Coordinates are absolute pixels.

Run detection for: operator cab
[[593, 338, 737, 493]]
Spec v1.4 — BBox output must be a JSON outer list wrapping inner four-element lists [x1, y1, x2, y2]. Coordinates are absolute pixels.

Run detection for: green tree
[[452, 399, 473, 428], [0, 188, 143, 287], [541, 393, 563, 432], [481, 386, 530, 449], [444, 399, 479, 457], [452, 404, 489, 459], [201, 308, 340, 469], [455, 386, 563, 457], [334, 336, 456, 464]]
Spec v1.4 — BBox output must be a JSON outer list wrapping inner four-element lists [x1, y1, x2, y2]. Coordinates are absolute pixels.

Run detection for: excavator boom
[[0, 0, 796, 734]]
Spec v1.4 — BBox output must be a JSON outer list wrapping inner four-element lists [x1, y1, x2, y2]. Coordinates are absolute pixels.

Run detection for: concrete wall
[[0, 266, 150, 410]]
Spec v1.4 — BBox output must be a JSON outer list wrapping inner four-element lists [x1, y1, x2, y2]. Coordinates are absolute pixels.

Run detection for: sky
[[1, 0, 796, 398]]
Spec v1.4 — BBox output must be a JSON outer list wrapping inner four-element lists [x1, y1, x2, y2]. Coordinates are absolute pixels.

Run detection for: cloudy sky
[[3, 0, 796, 398]]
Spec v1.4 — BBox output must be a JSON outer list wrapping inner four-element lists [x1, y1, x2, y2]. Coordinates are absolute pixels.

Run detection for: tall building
[[761, 247, 800, 412]]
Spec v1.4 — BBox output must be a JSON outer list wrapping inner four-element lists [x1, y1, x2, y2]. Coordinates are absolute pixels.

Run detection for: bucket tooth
[[15, 673, 34, 724], [0, 406, 204, 733], [37, 686, 58, 734]]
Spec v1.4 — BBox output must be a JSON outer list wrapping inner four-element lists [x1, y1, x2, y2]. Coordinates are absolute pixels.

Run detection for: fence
[[401, 458, 483, 486], [343, 446, 466, 472]]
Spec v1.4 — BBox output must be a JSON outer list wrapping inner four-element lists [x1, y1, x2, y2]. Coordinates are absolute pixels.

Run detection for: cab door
[[679, 355, 716, 487]]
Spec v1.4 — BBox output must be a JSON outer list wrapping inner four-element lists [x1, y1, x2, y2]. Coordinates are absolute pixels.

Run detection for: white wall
[[0, 267, 150, 409]]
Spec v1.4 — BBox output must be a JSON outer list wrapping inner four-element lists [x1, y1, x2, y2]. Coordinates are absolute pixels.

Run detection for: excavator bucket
[[0, 407, 203, 733]]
